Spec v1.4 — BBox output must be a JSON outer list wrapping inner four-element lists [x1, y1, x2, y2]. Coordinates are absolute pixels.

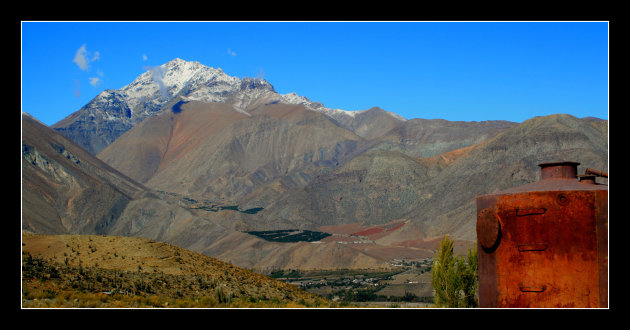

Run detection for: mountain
[[97, 100, 364, 205], [258, 149, 431, 230], [22, 110, 239, 241], [367, 118, 518, 158], [22, 112, 146, 234], [22, 112, 397, 271], [400, 113, 608, 241], [27, 58, 608, 274], [233, 114, 607, 244], [323, 106, 407, 140], [52, 58, 403, 155], [90, 62, 606, 242]]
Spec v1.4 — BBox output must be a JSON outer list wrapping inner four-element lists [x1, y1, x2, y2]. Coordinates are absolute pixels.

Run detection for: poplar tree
[[431, 235, 478, 307]]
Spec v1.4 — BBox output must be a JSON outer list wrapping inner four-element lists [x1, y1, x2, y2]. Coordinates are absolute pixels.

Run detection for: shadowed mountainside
[[22, 112, 146, 235]]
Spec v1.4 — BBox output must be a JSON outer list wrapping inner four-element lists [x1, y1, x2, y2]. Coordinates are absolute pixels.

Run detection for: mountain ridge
[[24, 58, 608, 274], [52, 58, 405, 155], [23, 112, 402, 271]]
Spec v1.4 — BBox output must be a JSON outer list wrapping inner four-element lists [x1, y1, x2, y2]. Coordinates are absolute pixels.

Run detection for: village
[[268, 257, 435, 305]]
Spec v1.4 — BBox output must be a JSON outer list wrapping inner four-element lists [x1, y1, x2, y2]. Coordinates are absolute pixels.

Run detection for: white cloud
[[143, 54, 148, 61], [144, 65, 168, 100], [89, 77, 101, 87], [227, 48, 237, 56], [73, 44, 100, 71], [73, 44, 89, 71]]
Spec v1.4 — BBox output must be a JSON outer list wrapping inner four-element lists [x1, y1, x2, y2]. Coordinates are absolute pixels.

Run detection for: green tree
[[460, 245, 478, 307], [431, 235, 478, 307]]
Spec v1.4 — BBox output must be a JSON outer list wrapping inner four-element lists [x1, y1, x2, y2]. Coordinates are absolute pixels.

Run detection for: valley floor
[[268, 263, 436, 307]]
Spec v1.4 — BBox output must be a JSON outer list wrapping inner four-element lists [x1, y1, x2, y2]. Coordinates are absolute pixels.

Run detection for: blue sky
[[21, 21, 608, 126]]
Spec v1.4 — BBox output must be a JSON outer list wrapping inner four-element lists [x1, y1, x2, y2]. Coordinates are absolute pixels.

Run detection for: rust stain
[[477, 161, 608, 308]]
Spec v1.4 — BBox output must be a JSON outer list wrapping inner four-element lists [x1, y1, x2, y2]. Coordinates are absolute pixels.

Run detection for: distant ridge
[[25, 59, 607, 273]]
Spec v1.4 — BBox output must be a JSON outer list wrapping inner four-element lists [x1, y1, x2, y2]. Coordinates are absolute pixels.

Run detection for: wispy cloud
[[143, 65, 168, 100], [89, 77, 102, 87], [73, 79, 81, 98], [227, 48, 237, 56], [73, 44, 89, 71], [73, 44, 100, 71], [72, 44, 104, 97], [142, 54, 148, 61], [255, 68, 265, 81]]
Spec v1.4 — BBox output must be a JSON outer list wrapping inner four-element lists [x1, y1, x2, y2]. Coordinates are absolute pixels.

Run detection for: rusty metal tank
[[476, 161, 608, 308]]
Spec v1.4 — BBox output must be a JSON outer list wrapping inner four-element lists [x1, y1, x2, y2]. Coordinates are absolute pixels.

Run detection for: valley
[[267, 259, 436, 307], [21, 58, 608, 308]]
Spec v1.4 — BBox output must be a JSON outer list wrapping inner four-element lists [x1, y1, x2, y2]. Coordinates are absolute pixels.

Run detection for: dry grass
[[21, 233, 339, 308]]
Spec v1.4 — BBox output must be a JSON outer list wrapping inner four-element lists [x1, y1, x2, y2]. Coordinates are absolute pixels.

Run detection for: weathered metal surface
[[539, 161, 579, 180], [477, 161, 608, 308], [477, 208, 501, 251]]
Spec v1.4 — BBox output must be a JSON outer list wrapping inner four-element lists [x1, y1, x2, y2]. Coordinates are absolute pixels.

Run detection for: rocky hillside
[[22, 112, 146, 235]]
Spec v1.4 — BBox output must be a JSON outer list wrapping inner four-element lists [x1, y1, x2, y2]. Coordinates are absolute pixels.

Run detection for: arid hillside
[[98, 101, 363, 205], [22, 233, 332, 308]]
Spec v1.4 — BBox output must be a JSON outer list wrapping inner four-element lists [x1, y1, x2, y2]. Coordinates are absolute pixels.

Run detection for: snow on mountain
[[121, 58, 240, 117], [116, 58, 405, 122], [53, 58, 406, 154], [278, 92, 375, 120]]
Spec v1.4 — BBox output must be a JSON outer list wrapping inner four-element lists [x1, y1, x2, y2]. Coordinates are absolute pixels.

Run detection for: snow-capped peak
[[86, 58, 406, 125]]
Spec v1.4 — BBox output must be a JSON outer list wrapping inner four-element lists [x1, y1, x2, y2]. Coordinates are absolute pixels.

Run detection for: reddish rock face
[[477, 162, 608, 308]]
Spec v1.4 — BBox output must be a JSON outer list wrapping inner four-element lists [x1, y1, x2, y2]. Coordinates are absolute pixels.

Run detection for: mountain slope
[[327, 106, 406, 140], [98, 101, 364, 205], [22, 112, 146, 234], [249, 114, 607, 244], [23, 112, 395, 271], [405, 113, 608, 240], [258, 149, 431, 230], [51, 59, 242, 154], [367, 118, 517, 158]]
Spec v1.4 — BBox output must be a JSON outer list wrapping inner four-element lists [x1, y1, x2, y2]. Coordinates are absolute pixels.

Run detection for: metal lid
[[483, 161, 607, 195], [538, 161, 580, 180]]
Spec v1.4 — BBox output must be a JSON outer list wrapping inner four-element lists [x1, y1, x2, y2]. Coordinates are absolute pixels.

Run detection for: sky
[[21, 21, 608, 126]]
